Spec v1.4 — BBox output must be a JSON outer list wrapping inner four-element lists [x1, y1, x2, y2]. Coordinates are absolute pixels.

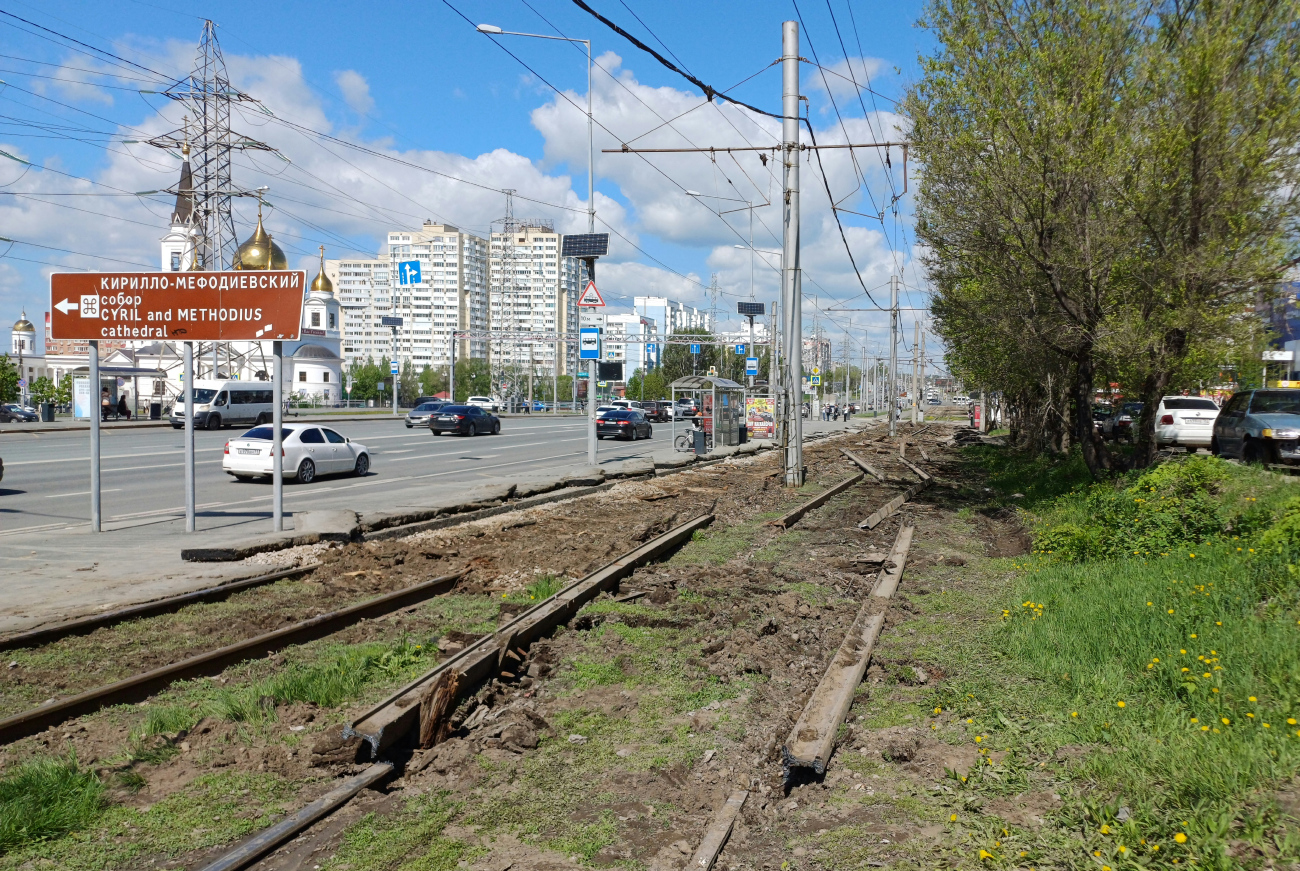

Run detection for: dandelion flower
[[1100, 824, 1111, 834], [1118, 845, 1128, 854], [1190, 634, 1197, 639], [1072, 711, 1079, 718], [979, 849, 993, 860], [1174, 833, 1187, 844], [1222, 717, 1231, 725], [1117, 701, 1126, 708], [975, 735, 983, 743], [1151, 844, 1159, 851], [1249, 696, 1257, 702], [1288, 718, 1297, 725], [1168, 609, 1175, 614], [1190, 717, 1198, 723]]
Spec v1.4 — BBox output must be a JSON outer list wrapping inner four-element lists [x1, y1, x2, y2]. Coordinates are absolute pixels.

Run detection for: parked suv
[[1154, 396, 1220, 451], [465, 395, 500, 413], [1212, 389, 1300, 464], [638, 400, 670, 422]]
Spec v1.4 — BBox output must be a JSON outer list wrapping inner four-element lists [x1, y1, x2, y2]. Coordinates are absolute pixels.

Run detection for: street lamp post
[[479, 22, 595, 459]]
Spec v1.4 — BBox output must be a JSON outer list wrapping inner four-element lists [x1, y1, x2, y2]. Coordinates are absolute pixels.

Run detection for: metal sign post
[[273, 340, 284, 532], [50, 270, 305, 535], [184, 342, 195, 532], [390, 359, 400, 415], [579, 323, 601, 464], [89, 339, 101, 532]]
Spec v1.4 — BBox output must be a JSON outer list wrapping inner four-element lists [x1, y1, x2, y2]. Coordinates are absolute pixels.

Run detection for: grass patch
[[668, 522, 760, 566], [136, 636, 438, 739], [0, 771, 294, 869], [0, 755, 104, 853], [324, 791, 477, 871], [505, 573, 567, 605]]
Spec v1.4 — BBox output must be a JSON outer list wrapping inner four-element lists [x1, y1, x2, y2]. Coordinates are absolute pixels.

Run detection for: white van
[[170, 379, 276, 430]]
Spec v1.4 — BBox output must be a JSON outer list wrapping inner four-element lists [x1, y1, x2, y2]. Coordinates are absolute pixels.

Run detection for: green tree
[[0, 355, 17, 403], [28, 376, 55, 405], [399, 360, 420, 407]]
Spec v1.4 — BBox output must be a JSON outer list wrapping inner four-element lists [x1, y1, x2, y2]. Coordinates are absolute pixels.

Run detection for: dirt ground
[[3, 420, 1038, 871]]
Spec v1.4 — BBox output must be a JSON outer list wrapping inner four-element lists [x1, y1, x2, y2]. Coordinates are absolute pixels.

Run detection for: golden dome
[[232, 205, 287, 271], [309, 246, 334, 295], [13, 310, 34, 333]]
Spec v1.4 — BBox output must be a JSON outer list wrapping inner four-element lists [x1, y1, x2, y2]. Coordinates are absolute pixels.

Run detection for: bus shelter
[[670, 375, 746, 453]]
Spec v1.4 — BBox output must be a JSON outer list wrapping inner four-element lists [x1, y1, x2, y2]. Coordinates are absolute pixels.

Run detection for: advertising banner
[[746, 396, 775, 439]]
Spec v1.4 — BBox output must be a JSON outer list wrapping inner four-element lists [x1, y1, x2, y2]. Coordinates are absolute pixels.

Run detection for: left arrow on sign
[[54, 298, 76, 314]]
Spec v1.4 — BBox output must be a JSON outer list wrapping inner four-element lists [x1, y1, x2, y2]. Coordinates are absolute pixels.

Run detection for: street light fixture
[[478, 22, 597, 463]]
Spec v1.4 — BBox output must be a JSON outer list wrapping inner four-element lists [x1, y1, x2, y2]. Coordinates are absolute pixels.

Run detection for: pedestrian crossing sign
[[810, 374, 821, 386]]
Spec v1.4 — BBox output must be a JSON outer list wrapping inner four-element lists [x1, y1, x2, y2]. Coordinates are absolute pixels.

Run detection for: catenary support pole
[[449, 332, 456, 403], [182, 341, 194, 533], [920, 326, 926, 421], [888, 275, 899, 438], [89, 339, 101, 533], [781, 19, 804, 487], [586, 259, 598, 466], [272, 341, 283, 532], [912, 321, 919, 425]]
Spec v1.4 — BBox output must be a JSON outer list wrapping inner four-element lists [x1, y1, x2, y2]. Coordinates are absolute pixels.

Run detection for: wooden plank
[[767, 473, 864, 529], [898, 455, 932, 482], [684, 789, 748, 871], [839, 448, 884, 482], [782, 526, 914, 776]]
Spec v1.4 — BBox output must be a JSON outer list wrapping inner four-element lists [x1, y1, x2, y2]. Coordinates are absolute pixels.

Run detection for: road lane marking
[[46, 488, 122, 498]]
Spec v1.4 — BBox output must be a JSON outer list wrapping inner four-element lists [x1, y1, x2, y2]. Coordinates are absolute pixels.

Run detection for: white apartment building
[[633, 296, 711, 340], [488, 221, 583, 375], [329, 257, 392, 364], [385, 222, 489, 368], [604, 313, 658, 377]]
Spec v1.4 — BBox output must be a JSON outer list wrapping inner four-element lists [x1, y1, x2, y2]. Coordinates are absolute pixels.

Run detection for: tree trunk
[[1073, 353, 1113, 477], [1132, 328, 1187, 469]]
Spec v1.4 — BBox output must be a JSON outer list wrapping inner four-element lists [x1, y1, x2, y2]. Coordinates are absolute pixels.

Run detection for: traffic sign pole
[[89, 339, 101, 532], [183, 341, 195, 532], [391, 359, 400, 415], [272, 341, 283, 532]]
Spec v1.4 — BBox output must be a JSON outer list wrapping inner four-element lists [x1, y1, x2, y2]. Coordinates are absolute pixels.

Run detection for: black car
[[430, 404, 500, 436], [596, 409, 653, 440], [639, 400, 670, 422], [0, 404, 37, 423]]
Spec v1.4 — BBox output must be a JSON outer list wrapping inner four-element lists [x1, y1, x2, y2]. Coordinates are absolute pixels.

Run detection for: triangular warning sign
[[577, 280, 605, 307]]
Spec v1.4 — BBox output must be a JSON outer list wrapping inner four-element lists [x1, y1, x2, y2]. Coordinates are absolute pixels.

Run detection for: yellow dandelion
[[1222, 717, 1231, 725], [1118, 845, 1127, 854], [1071, 711, 1079, 718], [1117, 701, 1126, 708], [1249, 696, 1257, 702], [1174, 833, 1187, 844], [1100, 824, 1111, 834], [1190, 717, 1198, 723]]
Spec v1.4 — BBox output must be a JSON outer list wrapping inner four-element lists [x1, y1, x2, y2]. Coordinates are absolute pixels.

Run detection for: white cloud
[[806, 57, 888, 106], [333, 69, 374, 116], [0, 37, 924, 358]]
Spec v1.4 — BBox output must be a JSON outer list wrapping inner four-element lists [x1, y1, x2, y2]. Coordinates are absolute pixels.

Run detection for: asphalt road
[[0, 414, 678, 538]]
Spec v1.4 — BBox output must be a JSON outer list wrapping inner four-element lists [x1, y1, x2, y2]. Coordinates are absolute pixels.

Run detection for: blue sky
[[0, 0, 934, 358]]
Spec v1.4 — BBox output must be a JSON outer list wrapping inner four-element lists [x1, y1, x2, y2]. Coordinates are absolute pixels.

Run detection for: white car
[[466, 395, 500, 412], [595, 405, 618, 419], [610, 399, 643, 410], [1155, 396, 1220, 451], [223, 423, 370, 484]]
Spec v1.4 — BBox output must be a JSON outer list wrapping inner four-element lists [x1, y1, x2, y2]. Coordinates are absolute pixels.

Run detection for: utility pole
[[888, 274, 899, 438], [781, 20, 804, 486], [919, 326, 926, 421], [912, 321, 919, 424]]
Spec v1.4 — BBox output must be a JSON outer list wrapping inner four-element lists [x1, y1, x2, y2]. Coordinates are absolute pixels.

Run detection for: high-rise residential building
[[488, 220, 583, 377], [386, 222, 489, 368], [328, 257, 392, 364], [633, 296, 711, 337], [604, 313, 658, 375]]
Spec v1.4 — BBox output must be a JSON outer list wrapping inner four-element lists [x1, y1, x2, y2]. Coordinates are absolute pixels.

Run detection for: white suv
[[466, 395, 500, 412]]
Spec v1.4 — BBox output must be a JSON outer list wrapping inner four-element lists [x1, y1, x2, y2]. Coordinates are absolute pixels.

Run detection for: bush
[[1259, 496, 1300, 554], [0, 755, 104, 852], [1029, 455, 1283, 562]]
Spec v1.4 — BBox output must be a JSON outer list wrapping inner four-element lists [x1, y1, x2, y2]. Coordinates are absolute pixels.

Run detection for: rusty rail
[[0, 570, 466, 745]]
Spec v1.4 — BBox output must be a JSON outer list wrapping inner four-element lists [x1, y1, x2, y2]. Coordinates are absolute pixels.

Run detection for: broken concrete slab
[[705, 444, 740, 460], [293, 509, 359, 542], [559, 466, 605, 488], [737, 442, 759, 455], [653, 452, 695, 469], [603, 458, 655, 479], [181, 530, 319, 563], [512, 476, 565, 499]]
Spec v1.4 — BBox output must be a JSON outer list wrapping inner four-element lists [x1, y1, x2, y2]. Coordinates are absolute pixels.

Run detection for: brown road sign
[[50, 271, 306, 341]]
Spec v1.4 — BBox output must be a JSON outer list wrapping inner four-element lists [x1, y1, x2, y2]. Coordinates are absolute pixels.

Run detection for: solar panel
[[736, 301, 766, 316], [561, 233, 610, 258]]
